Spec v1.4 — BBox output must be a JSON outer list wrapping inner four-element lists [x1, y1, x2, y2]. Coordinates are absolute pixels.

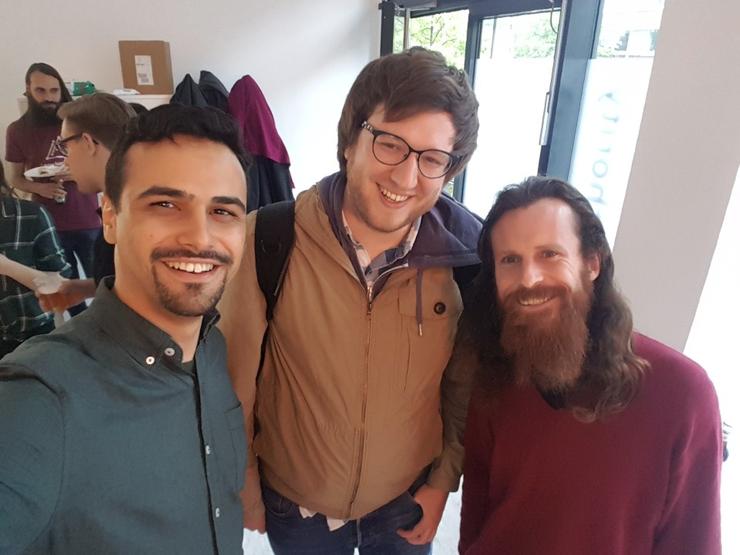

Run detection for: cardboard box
[[118, 40, 174, 94]]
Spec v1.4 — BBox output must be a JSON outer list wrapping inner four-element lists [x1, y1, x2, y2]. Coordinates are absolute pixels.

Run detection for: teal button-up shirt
[[0, 278, 246, 554]]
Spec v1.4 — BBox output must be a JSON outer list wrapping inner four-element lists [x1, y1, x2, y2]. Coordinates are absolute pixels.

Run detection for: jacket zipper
[[347, 266, 405, 513], [348, 291, 372, 515]]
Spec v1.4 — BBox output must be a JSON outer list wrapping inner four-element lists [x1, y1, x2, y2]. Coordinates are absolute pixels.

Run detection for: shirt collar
[[341, 210, 420, 284], [87, 277, 220, 373]]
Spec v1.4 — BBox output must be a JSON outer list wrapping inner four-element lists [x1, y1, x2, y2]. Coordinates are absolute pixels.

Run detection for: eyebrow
[[137, 185, 188, 200], [137, 186, 247, 213], [213, 196, 247, 214]]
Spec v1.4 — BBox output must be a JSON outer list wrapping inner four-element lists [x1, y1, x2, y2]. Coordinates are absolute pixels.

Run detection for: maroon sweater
[[460, 333, 722, 555]]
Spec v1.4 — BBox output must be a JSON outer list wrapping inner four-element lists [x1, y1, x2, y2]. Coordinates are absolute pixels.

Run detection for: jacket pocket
[[226, 403, 247, 492], [397, 270, 463, 393]]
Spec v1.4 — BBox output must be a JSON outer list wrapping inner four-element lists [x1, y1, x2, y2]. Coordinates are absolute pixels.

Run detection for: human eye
[[150, 200, 176, 209], [499, 254, 520, 265], [422, 151, 450, 168], [541, 249, 559, 259], [376, 134, 404, 152], [213, 207, 236, 217], [212, 206, 242, 222]]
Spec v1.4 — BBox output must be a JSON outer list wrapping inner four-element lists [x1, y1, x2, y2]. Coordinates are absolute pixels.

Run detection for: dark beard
[[499, 273, 593, 393], [26, 94, 61, 126], [150, 248, 232, 317]]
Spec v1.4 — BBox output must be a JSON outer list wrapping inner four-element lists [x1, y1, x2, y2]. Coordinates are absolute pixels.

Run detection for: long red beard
[[499, 272, 593, 392]]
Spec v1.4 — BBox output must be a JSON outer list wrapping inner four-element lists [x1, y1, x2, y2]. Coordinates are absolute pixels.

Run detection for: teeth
[[520, 296, 551, 306], [166, 261, 214, 273], [379, 187, 409, 203]]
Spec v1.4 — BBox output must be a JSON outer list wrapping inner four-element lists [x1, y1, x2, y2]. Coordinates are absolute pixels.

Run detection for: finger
[[397, 519, 424, 539], [400, 531, 430, 546]]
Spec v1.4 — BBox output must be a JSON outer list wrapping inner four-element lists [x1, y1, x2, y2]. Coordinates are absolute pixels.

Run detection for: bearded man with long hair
[[458, 176, 722, 555], [5, 63, 102, 317]]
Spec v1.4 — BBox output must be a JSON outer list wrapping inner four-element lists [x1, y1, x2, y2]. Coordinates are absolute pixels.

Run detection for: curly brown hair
[[457, 176, 648, 420]]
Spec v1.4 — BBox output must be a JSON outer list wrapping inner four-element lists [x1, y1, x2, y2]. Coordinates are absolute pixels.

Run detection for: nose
[[177, 210, 213, 252], [520, 259, 544, 289], [389, 152, 419, 189]]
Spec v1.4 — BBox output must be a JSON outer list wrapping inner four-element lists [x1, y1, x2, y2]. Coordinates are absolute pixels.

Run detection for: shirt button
[[145, 356, 155, 365], [205, 445, 212, 455], [215, 507, 221, 518], [164, 347, 176, 356]]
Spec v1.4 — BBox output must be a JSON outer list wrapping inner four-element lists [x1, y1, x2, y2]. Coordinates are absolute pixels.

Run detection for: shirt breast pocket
[[397, 270, 463, 395]]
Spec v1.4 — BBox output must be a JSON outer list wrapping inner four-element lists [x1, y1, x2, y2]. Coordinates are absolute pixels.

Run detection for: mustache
[[150, 248, 232, 265]]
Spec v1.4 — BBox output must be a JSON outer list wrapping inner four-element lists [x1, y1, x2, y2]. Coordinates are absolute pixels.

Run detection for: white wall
[[613, 0, 740, 351], [0, 0, 380, 190]]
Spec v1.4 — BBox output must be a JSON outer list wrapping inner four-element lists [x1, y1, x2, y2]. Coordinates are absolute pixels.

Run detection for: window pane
[[463, 11, 559, 217], [404, 10, 469, 69], [568, 0, 665, 245]]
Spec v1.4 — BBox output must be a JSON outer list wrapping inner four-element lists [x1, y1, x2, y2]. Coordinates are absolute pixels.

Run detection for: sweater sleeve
[[459, 394, 493, 554], [0, 375, 64, 553], [653, 371, 722, 555]]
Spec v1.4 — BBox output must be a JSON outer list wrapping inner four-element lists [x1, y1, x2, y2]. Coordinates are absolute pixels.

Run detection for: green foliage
[[393, 10, 469, 70], [393, 9, 562, 66]]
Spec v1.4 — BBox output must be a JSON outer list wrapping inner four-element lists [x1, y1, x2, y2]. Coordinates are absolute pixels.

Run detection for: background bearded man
[[5, 63, 102, 316], [457, 176, 722, 554]]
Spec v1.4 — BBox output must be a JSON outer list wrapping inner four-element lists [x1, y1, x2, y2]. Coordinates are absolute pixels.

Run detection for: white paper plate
[[24, 164, 67, 179]]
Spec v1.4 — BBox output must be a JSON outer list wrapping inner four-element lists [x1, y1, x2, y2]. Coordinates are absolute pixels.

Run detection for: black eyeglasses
[[55, 133, 83, 156], [360, 121, 457, 179], [56, 133, 99, 156]]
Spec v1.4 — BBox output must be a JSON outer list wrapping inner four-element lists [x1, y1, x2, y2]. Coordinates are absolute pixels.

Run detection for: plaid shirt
[[0, 196, 70, 341], [341, 211, 421, 292]]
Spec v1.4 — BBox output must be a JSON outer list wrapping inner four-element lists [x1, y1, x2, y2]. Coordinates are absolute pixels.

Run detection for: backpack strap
[[255, 200, 296, 321]]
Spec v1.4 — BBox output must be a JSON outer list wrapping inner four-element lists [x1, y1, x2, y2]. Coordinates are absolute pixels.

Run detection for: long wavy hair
[[458, 176, 648, 420]]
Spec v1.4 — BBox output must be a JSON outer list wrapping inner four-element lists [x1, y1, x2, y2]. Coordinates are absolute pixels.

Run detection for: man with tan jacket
[[219, 47, 481, 554]]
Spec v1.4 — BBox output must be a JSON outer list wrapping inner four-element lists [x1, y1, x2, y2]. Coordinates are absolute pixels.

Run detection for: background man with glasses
[[4, 63, 102, 316], [219, 47, 481, 554], [34, 92, 135, 313]]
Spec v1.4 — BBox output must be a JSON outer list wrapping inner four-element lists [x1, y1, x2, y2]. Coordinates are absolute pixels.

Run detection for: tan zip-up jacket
[[219, 175, 479, 520]]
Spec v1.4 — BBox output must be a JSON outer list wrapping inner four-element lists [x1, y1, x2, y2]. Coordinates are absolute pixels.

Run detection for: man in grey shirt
[[0, 105, 250, 554]]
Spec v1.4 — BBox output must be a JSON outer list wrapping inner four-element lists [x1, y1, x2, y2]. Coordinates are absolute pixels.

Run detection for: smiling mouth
[[518, 295, 554, 306], [165, 261, 216, 274], [379, 186, 410, 203]]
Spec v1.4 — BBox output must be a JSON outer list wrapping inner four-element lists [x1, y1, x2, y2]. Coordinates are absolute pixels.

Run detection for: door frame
[[379, 0, 603, 201]]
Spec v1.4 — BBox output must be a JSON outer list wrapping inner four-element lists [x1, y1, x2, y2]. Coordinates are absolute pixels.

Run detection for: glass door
[[463, 9, 560, 216], [387, 1, 562, 213]]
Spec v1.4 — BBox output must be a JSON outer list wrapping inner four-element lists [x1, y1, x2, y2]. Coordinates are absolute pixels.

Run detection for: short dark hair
[[459, 176, 647, 420], [105, 104, 250, 208], [337, 47, 479, 177], [58, 93, 136, 150], [24, 62, 72, 103]]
